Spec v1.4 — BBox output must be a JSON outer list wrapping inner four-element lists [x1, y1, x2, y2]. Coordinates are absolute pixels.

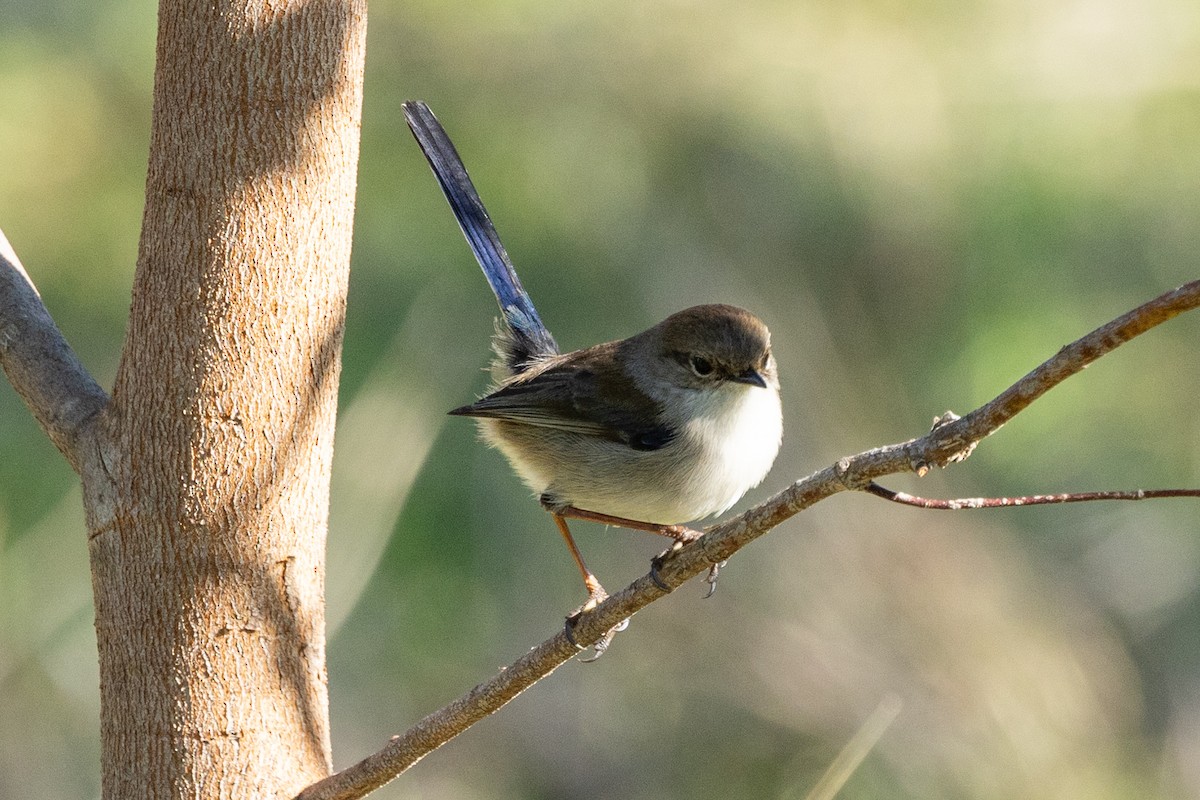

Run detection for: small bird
[[402, 101, 782, 624]]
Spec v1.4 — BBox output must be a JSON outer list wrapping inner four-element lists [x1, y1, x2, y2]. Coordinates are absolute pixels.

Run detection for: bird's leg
[[557, 505, 722, 598], [553, 513, 608, 609], [553, 513, 628, 660], [558, 505, 703, 544]]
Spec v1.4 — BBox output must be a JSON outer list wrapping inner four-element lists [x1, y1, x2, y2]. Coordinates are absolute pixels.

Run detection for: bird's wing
[[450, 348, 676, 451]]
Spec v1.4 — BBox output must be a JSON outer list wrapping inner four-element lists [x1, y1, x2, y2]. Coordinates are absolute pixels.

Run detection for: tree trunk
[[81, 0, 366, 796]]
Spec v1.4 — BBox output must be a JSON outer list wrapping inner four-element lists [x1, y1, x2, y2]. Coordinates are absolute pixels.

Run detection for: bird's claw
[[564, 588, 628, 662], [702, 560, 728, 598], [650, 539, 727, 598], [649, 546, 677, 591]]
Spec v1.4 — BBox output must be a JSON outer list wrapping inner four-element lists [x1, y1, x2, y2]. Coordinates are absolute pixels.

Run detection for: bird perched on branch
[[402, 101, 782, 650]]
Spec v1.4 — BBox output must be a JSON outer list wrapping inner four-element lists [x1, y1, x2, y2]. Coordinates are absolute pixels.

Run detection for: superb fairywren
[[402, 101, 782, 612]]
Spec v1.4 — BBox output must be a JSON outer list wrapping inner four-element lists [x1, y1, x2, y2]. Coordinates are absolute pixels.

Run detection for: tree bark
[[80, 0, 366, 796]]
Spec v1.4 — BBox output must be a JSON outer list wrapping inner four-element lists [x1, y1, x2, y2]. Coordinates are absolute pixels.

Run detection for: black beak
[[731, 369, 768, 388]]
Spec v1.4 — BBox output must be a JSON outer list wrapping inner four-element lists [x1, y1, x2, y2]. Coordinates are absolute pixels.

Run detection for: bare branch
[[924, 279, 1200, 466], [0, 228, 108, 472], [297, 279, 1200, 800], [865, 482, 1200, 509]]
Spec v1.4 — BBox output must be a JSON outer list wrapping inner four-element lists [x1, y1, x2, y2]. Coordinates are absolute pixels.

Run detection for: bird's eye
[[689, 355, 714, 377]]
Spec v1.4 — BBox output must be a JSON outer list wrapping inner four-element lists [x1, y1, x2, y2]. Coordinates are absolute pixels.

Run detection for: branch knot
[[834, 456, 871, 491]]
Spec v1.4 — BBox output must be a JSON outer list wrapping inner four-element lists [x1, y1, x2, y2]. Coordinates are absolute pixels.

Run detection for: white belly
[[483, 381, 782, 525]]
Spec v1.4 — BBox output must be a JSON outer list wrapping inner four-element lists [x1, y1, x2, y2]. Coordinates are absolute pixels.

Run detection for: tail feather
[[402, 101, 558, 370]]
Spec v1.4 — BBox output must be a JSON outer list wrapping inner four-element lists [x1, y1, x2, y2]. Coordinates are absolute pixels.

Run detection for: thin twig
[[0, 228, 108, 472], [865, 482, 1200, 509], [295, 279, 1200, 800], [916, 279, 1200, 472]]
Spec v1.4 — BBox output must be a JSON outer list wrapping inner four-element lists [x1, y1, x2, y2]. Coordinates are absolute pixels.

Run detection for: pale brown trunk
[[81, 0, 366, 796]]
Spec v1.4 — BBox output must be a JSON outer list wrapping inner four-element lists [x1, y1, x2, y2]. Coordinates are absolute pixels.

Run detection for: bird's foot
[[702, 560, 729, 599], [658, 524, 703, 544], [564, 582, 629, 662], [650, 537, 728, 599], [649, 546, 678, 591]]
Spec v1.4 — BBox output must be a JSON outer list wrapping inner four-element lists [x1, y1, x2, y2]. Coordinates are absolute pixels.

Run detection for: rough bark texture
[[81, 0, 366, 796]]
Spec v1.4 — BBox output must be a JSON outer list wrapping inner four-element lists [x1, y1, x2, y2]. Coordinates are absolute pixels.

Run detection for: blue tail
[[403, 101, 558, 368]]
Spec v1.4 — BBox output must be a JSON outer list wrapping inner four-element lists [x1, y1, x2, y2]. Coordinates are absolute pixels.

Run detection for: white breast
[[478, 379, 782, 526], [673, 382, 783, 519]]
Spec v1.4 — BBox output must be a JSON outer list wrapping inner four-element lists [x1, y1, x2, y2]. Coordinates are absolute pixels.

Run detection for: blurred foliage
[[2, 0, 1200, 798]]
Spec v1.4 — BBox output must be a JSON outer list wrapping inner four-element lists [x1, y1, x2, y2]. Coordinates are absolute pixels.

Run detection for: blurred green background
[[3, 0, 1200, 797]]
